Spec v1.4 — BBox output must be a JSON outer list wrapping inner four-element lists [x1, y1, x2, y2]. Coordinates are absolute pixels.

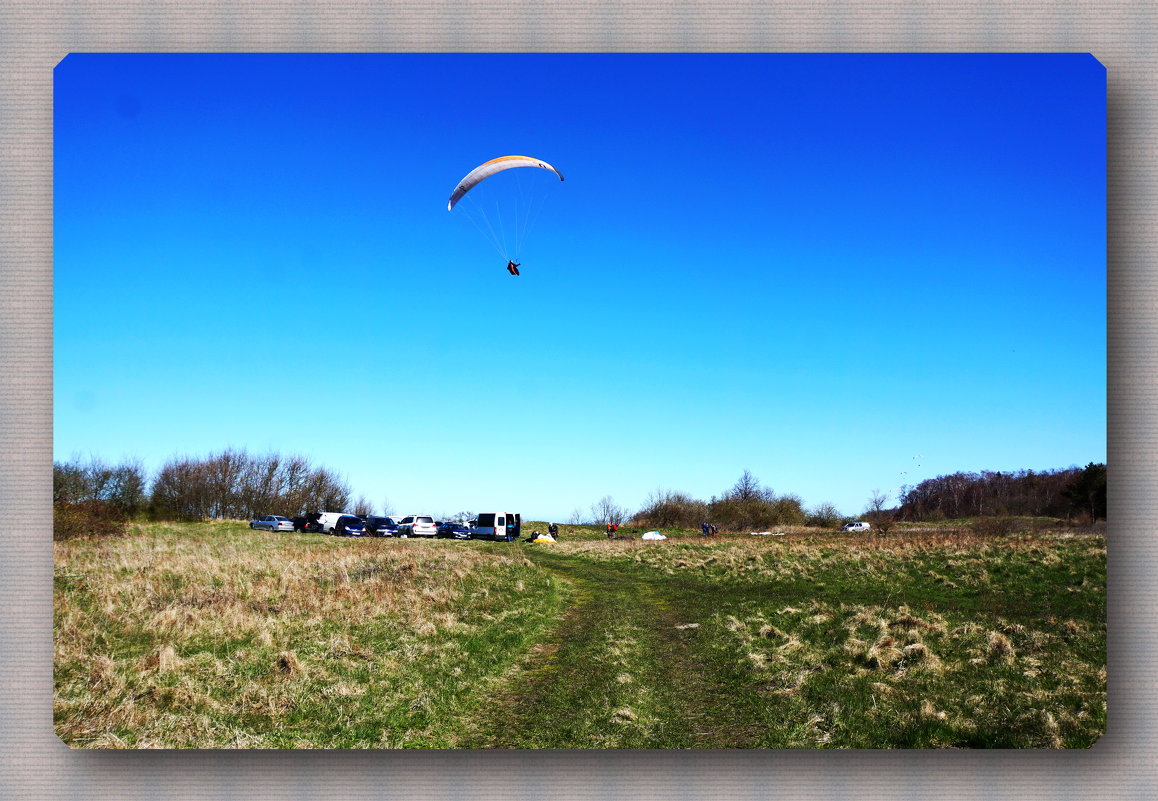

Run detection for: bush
[[54, 501, 128, 541], [632, 490, 708, 530], [805, 502, 842, 529]]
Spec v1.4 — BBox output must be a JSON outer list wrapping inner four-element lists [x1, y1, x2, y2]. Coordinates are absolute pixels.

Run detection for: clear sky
[[54, 53, 1106, 521]]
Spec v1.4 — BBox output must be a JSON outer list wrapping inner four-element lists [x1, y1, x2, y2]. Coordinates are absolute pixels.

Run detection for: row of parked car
[[249, 512, 476, 539]]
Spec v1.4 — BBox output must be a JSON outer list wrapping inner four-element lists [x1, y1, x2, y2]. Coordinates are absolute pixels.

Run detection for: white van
[[469, 512, 522, 542], [841, 521, 871, 533], [317, 511, 357, 534]]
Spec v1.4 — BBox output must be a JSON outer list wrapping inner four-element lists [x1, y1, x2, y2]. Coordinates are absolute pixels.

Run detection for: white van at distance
[[469, 512, 522, 542], [396, 515, 437, 537], [841, 521, 871, 532]]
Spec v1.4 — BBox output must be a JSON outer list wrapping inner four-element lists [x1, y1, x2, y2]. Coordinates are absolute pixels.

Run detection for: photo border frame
[[1, 2, 1150, 798]]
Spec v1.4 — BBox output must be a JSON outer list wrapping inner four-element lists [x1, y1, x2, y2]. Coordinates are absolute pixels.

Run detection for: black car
[[436, 521, 471, 539], [291, 513, 324, 533], [364, 516, 399, 537]]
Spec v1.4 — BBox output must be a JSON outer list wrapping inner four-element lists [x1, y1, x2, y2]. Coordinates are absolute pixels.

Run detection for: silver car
[[250, 515, 294, 532]]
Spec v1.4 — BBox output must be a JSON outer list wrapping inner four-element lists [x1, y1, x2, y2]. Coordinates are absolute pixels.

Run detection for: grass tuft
[[986, 631, 1016, 662], [275, 650, 304, 676]]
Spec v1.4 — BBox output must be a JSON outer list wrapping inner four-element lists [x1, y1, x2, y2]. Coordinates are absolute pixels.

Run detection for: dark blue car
[[365, 516, 399, 537], [334, 515, 366, 537]]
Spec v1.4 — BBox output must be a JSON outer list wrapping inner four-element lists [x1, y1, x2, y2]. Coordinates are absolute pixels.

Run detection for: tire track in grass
[[466, 549, 762, 748]]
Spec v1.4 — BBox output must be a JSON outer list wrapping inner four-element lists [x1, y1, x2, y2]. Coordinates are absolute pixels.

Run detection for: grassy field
[[54, 520, 1105, 748]]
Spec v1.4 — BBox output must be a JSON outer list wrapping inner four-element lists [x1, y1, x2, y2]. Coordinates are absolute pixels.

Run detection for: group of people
[[526, 522, 560, 543], [700, 522, 719, 537]]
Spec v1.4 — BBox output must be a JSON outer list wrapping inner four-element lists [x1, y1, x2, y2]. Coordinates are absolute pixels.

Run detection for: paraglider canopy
[[447, 155, 565, 211]]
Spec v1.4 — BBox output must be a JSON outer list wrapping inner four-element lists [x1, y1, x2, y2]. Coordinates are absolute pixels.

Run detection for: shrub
[[632, 490, 707, 529], [53, 500, 128, 541], [805, 502, 842, 529]]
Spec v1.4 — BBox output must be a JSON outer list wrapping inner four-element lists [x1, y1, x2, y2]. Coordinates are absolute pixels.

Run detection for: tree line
[[627, 470, 837, 531], [895, 463, 1107, 523], [54, 450, 353, 522], [55, 451, 1106, 538]]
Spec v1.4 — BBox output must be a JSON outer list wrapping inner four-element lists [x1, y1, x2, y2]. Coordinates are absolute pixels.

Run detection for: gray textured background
[[1, 2, 1152, 798]]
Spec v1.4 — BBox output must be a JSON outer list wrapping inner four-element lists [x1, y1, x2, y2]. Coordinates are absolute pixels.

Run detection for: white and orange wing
[[447, 155, 564, 210]]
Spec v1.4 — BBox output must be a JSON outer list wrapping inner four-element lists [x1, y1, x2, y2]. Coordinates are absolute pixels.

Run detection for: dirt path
[[466, 548, 766, 748]]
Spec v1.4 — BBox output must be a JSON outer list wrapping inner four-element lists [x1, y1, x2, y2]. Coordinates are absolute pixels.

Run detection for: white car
[[395, 515, 437, 538], [841, 521, 871, 532], [250, 515, 294, 532]]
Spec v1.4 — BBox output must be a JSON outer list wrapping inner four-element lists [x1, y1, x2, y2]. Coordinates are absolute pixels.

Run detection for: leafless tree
[[149, 450, 352, 520], [729, 469, 763, 501], [151, 456, 212, 519], [107, 459, 148, 515], [864, 489, 895, 534], [806, 501, 843, 529], [205, 448, 249, 518], [591, 495, 625, 525], [567, 507, 586, 525], [52, 456, 147, 515], [53, 461, 87, 505]]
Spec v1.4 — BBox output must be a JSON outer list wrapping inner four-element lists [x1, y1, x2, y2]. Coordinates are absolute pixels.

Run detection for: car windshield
[[272, 516, 288, 521], [417, 516, 434, 524], [338, 516, 361, 526]]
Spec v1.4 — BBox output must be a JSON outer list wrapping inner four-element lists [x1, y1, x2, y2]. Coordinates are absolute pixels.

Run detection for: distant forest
[[896, 463, 1107, 523]]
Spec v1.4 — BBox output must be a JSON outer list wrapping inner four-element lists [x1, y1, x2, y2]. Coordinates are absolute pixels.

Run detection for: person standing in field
[[548, 522, 559, 539], [701, 521, 709, 537], [607, 522, 614, 539], [710, 524, 719, 537]]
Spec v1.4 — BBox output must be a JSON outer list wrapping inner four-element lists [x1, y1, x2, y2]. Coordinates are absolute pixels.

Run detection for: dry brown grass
[[54, 523, 560, 748]]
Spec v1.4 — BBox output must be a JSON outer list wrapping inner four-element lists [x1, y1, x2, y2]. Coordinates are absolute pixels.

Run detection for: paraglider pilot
[[507, 260, 520, 276]]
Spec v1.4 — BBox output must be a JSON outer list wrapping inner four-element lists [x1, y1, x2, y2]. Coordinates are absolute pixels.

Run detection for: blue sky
[[54, 53, 1106, 520]]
